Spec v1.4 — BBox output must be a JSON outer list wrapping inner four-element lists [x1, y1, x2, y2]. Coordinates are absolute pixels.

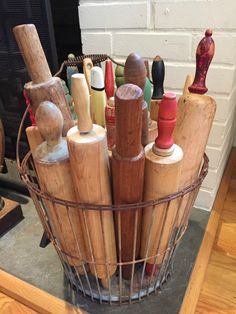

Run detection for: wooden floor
[[180, 148, 236, 314]]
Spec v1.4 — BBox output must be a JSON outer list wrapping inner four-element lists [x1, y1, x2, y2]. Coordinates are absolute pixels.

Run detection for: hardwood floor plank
[[0, 292, 38, 314], [180, 148, 236, 314]]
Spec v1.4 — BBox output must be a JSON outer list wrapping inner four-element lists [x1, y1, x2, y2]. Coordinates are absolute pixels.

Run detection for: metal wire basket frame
[[16, 55, 209, 305]]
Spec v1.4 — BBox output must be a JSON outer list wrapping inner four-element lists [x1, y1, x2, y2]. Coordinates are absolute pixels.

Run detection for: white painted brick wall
[[79, 0, 236, 210]]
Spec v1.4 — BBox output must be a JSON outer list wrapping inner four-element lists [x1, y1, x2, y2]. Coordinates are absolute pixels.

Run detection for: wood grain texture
[[71, 73, 92, 133], [150, 99, 160, 122], [13, 24, 51, 84], [174, 94, 216, 226], [0, 270, 85, 314], [112, 84, 145, 279], [0, 292, 37, 314], [35, 102, 87, 269], [67, 124, 117, 280], [26, 126, 44, 156], [141, 143, 183, 268], [124, 53, 149, 146], [25, 77, 73, 136], [180, 147, 236, 314], [183, 74, 194, 96]]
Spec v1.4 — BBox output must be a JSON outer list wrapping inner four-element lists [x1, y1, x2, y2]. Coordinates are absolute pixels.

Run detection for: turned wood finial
[[71, 73, 93, 133], [151, 55, 165, 100], [124, 53, 147, 91], [35, 101, 63, 147], [13, 24, 52, 84], [189, 29, 215, 94], [153, 92, 177, 156], [105, 60, 115, 99]]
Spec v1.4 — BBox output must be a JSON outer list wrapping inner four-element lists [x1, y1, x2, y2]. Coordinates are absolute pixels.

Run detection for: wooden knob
[[35, 101, 63, 147], [151, 55, 165, 100], [189, 29, 215, 95], [154, 92, 177, 155], [13, 24, 52, 84], [71, 73, 93, 133], [105, 60, 115, 99], [115, 65, 124, 88], [124, 53, 147, 91], [83, 58, 93, 94], [115, 84, 143, 157]]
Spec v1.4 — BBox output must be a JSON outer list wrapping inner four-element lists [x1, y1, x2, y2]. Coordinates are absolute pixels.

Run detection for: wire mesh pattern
[[18, 147, 208, 304], [16, 59, 209, 303]]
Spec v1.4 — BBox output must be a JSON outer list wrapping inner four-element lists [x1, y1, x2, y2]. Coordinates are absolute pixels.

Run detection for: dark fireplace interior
[[0, 0, 82, 160]]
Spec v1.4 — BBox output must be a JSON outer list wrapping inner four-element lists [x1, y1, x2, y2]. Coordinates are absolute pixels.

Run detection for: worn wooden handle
[[35, 101, 63, 148], [189, 29, 215, 94], [183, 74, 194, 96], [151, 55, 165, 100], [91, 66, 106, 126], [83, 58, 93, 94], [71, 74, 93, 133], [124, 53, 147, 91], [13, 24, 51, 84]]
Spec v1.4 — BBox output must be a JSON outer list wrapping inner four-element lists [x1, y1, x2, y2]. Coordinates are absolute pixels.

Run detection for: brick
[[113, 32, 191, 61], [79, 2, 148, 29], [192, 33, 236, 65], [164, 63, 234, 94], [202, 139, 232, 190], [81, 32, 112, 54], [154, 1, 236, 30], [195, 188, 215, 211], [208, 104, 236, 147]]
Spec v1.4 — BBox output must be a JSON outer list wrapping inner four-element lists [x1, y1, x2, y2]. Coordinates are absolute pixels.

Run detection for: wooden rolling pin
[[13, 24, 73, 136], [90, 66, 106, 126], [105, 97, 115, 150], [83, 58, 93, 94], [34, 101, 88, 272], [183, 74, 194, 96], [112, 84, 145, 280], [150, 56, 165, 122], [105, 60, 115, 100], [174, 29, 216, 226], [141, 92, 183, 275], [124, 53, 149, 147], [67, 73, 117, 284]]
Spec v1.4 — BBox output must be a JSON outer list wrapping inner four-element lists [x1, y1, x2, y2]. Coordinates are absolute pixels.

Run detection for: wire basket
[[17, 109, 208, 305], [16, 55, 209, 305]]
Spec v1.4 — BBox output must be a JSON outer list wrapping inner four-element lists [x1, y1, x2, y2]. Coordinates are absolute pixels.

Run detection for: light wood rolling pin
[[67, 73, 117, 284], [141, 92, 183, 276], [174, 29, 216, 226], [34, 101, 88, 272], [150, 56, 165, 122], [124, 53, 149, 147], [90, 66, 107, 126], [83, 58, 93, 95], [112, 84, 145, 280], [13, 24, 73, 136], [183, 74, 193, 96]]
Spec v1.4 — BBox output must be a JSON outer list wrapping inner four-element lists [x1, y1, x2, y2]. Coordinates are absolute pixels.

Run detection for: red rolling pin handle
[[155, 92, 177, 150], [188, 29, 215, 95], [105, 60, 115, 99]]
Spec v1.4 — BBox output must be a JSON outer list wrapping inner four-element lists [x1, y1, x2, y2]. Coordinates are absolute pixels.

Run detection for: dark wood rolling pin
[[174, 29, 216, 226], [112, 83, 145, 280], [124, 53, 149, 147], [13, 24, 73, 136], [34, 101, 88, 272], [67, 73, 117, 286]]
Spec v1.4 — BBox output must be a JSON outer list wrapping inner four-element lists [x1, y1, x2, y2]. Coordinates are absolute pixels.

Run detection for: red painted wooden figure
[[105, 60, 115, 99], [189, 29, 215, 95]]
